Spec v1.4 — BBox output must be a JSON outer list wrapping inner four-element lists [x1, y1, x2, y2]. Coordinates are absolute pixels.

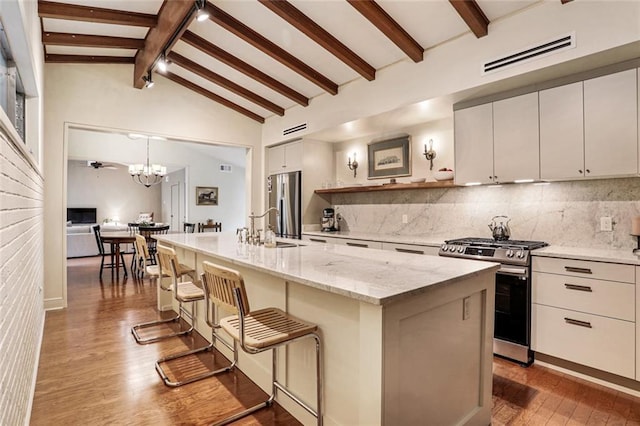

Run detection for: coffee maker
[[321, 208, 338, 232]]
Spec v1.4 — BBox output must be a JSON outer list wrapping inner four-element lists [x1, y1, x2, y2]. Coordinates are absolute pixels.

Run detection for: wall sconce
[[423, 139, 436, 170], [347, 153, 358, 178], [195, 0, 210, 21]]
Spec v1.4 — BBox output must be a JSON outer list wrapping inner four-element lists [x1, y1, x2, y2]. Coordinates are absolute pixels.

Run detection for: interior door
[[170, 184, 180, 231]]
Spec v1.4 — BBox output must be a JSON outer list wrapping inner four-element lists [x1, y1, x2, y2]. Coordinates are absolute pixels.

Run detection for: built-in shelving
[[314, 180, 457, 194]]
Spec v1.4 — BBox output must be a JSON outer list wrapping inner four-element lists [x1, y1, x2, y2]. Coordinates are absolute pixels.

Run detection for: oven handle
[[498, 266, 527, 275]]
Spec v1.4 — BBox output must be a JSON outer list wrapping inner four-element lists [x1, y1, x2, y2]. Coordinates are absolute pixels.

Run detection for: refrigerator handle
[[279, 198, 284, 235]]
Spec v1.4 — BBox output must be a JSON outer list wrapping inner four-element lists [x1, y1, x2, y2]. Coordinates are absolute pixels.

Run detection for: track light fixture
[[157, 52, 169, 73], [142, 71, 154, 88], [195, 0, 210, 22]]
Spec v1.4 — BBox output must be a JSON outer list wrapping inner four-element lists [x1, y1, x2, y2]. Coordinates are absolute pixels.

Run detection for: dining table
[[100, 231, 136, 279]]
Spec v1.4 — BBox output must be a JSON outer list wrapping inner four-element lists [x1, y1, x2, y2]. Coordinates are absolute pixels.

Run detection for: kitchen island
[[155, 232, 499, 426]]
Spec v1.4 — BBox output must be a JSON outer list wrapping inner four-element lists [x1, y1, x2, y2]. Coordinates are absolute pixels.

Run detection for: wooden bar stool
[[154, 261, 239, 387], [203, 261, 323, 426], [131, 244, 201, 344]]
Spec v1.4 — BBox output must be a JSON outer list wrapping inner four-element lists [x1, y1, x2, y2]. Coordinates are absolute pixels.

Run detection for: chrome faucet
[[248, 208, 279, 245]]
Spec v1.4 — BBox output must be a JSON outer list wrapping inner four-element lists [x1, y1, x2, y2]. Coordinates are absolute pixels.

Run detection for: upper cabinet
[[540, 82, 585, 180], [583, 69, 638, 178], [454, 93, 539, 185], [454, 103, 494, 185], [457, 65, 639, 185], [493, 93, 540, 182], [267, 140, 303, 175], [541, 70, 638, 180]]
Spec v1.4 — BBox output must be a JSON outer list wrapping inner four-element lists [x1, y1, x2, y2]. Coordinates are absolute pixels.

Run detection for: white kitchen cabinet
[[381, 242, 440, 256], [493, 92, 540, 182], [454, 103, 494, 185], [539, 82, 585, 180], [267, 140, 303, 175], [302, 234, 382, 249], [302, 234, 344, 245], [583, 69, 638, 177], [531, 256, 636, 379], [455, 94, 539, 185]]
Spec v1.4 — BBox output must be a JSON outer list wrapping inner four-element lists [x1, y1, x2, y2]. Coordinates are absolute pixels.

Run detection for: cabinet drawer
[[381, 242, 439, 256], [532, 272, 634, 321], [343, 239, 382, 249], [532, 304, 635, 378], [532, 256, 635, 283]]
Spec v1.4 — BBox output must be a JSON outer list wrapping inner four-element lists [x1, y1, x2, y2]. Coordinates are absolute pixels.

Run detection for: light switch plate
[[402, 214, 408, 224]]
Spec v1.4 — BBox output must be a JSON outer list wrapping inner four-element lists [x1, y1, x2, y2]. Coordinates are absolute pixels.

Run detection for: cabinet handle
[[564, 283, 593, 292], [564, 317, 592, 328], [564, 266, 592, 274], [395, 248, 424, 255], [346, 242, 368, 248], [585, 169, 590, 174], [309, 238, 326, 243], [578, 169, 583, 174], [489, 176, 493, 180]]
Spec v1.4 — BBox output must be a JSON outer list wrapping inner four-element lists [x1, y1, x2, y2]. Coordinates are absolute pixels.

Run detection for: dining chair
[[131, 244, 200, 344], [92, 225, 127, 278], [183, 222, 196, 233], [198, 222, 222, 232], [138, 224, 170, 264], [200, 261, 323, 426]]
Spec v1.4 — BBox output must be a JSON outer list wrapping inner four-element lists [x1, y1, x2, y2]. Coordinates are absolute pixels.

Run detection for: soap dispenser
[[264, 226, 276, 248]]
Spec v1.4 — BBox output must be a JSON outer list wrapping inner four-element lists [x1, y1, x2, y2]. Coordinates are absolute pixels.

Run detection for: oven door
[[494, 266, 532, 363]]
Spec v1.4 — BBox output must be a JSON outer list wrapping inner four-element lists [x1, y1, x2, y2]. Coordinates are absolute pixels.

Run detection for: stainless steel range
[[439, 237, 548, 365]]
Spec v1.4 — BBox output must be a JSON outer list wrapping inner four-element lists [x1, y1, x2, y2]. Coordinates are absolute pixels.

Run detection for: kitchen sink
[[275, 241, 303, 248]]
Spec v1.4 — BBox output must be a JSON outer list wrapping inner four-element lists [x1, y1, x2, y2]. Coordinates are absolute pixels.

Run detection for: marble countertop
[[155, 232, 499, 306], [304, 230, 640, 265], [532, 245, 640, 265], [303, 230, 448, 247]]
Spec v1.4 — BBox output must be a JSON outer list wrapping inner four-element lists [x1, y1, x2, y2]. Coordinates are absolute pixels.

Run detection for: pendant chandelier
[[128, 136, 167, 187]]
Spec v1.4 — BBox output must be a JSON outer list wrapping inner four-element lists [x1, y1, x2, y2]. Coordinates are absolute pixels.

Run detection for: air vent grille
[[283, 122, 307, 136], [483, 33, 575, 74], [219, 164, 232, 173]]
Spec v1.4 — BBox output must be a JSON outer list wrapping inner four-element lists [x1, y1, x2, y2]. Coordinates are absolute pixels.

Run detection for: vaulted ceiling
[[39, 0, 556, 124]]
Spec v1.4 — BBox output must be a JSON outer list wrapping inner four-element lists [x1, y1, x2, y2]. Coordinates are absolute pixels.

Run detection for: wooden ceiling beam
[[163, 71, 265, 123], [204, 2, 338, 95], [42, 32, 144, 49], [448, 0, 490, 38], [181, 31, 308, 106], [258, 0, 375, 81], [167, 52, 285, 116], [45, 54, 135, 64], [38, 1, 157, 27], [347, 0, 423, 63], [133, 0, 194, 89]]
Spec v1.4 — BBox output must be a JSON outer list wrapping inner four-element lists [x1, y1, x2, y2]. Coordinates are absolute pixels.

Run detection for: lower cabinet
[[531, 256, 636, 379], [301, 235, 382, 249]]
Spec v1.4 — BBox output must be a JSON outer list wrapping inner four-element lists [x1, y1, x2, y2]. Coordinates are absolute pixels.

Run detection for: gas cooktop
[[439, 237, 548, 266]]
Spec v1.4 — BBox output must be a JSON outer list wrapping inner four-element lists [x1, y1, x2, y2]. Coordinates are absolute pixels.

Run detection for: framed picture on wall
[[367, 136, 411, 179], [196, 186, 218, 205]]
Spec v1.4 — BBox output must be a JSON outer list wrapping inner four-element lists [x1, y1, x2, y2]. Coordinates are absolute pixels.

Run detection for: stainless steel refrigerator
[[267, 171, 301, 239]]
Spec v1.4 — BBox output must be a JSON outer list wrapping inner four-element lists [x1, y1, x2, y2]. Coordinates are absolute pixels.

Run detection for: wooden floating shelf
[[315, 180, 457, 194]]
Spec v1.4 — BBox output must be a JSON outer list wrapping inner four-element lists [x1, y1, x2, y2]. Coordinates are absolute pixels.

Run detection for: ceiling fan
[[87, 161, 117, 170]]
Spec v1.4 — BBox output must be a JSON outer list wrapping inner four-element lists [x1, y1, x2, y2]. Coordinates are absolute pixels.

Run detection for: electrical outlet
[[600, 216, 613, 232], [402, 214, 408, 224], [463, 297, 470, 320]]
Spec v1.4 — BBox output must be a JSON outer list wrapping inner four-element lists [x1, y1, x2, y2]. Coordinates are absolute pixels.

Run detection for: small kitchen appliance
[[438, 237, 548, 365], [321, 208, 338, 232]]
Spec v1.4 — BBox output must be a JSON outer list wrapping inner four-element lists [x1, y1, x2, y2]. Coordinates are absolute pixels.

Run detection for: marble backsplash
[[331, 177, 640, 250]]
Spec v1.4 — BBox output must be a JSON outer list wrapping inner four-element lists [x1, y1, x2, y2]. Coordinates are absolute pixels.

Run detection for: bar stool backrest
[[202, 261, 249, 315], [157, 244, 194, 281]]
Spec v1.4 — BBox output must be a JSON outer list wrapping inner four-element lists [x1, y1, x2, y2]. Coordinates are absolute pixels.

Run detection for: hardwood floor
[[31, 256, 640, 425]]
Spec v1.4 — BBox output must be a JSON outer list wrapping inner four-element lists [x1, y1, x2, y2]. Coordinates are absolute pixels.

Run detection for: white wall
[[44, 64, 262, 310], [0, 2, 44, 425], [67, 161, 161, 225], [262, 1, 640, 145]]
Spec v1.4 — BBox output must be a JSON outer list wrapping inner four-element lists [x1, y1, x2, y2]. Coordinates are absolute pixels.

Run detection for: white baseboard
[[24, 312, 46, 426]]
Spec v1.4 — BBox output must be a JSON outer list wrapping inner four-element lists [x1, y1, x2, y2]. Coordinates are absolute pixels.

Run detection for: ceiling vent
[[483, 33, 575, 74], [219, 164, 232, 173], [283, 122, 307, 136]]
